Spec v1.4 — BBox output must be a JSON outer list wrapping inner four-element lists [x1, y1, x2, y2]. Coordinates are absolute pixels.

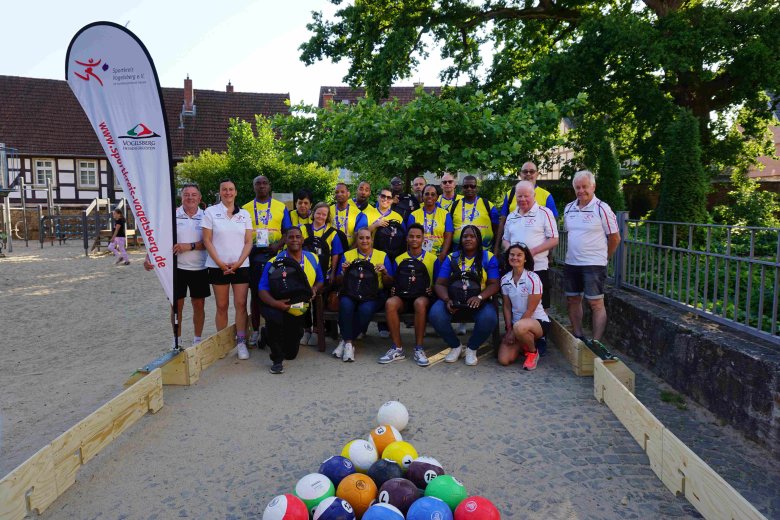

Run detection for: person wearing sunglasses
[[437, 172, 462, 211], [408, 184, 454, 267], [449, 175, 499, 250]]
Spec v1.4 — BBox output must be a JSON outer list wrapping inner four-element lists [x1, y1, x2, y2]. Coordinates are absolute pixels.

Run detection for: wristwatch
[[190, 242, 196, 251], [477, 294, 483, 301]]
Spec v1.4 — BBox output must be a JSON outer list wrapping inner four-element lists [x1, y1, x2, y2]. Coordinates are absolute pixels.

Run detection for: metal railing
[[554, 212, 780, 344]]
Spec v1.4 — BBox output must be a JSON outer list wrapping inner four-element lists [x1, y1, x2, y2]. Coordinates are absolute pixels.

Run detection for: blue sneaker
[[378, 347, 405, 364], [413, 348, 430, 367]]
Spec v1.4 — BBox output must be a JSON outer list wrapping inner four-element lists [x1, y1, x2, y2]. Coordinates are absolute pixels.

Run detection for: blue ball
[[313, 496, 356, 520], [362, 503, 404, 520], [406, 496, 454, 520], [319, 456, 356, 487]]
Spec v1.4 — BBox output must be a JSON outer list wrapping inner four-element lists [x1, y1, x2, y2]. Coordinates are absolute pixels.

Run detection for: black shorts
[[563, 264, 607, 299], [174, 268, 211, 300], [208, 266, 250, 285], [536, 269, 551, 309], [537, 319, 551, 337], [397, 294, 430, 310]]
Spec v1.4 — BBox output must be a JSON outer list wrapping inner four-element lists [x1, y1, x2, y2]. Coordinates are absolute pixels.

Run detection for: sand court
[[2, 244, 779, 519]]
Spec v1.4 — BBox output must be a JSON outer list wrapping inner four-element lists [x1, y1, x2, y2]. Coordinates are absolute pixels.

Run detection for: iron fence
[[554, 212, 780, 344]]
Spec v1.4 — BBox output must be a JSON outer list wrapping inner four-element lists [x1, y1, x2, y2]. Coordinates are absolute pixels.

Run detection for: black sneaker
[[535, 336, 547, 357], [269, 363, 284, 374]]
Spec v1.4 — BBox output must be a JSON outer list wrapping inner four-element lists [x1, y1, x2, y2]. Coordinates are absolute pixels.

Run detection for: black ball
[[367, 458, 403, 489], [378, 478, 420, 515]]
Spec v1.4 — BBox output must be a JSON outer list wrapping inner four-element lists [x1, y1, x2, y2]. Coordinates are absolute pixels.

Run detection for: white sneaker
[[456, 323, 467, 335], [343, 342, 355, 362], [378, 330, 390, 338], [332, 340, 345, 359], [237, 342, 249, 360], [465, 348, 478, 366], [413, 348, 430, 367], [307, 332, 319, 346], [445, 345, 465, 363], [191, 337, 202, 347], [300, 331, 312, 346]]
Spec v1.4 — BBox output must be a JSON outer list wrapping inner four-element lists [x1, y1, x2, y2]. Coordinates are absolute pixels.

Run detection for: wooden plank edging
[[0, 369, 163, 519], [594, 359, 766, 520]]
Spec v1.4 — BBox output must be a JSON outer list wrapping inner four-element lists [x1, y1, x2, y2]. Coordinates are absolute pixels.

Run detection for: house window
[[77, 160, 98, 188], [34, 159, 55, 187], [114, 170, 123, 190]]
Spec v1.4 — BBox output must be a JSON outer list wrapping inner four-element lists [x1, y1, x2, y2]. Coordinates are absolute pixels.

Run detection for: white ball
[[377, 401, 409, 431], [342, 439, 378, 472]]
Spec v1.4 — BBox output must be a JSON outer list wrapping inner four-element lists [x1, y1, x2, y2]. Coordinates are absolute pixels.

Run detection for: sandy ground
[[1, 243, 778, 519]]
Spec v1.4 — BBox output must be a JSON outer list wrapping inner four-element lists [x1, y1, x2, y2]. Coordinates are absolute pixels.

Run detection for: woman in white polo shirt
[[202, 178, 253, 359], [499, 243, 550, 371]]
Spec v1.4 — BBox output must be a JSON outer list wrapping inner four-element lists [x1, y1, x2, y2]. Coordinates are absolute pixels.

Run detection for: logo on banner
[[120, 123, 161, 139], [74, 58, 108, 86]]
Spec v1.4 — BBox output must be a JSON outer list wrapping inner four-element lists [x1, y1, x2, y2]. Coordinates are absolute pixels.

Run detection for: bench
[[314, 294, 502, 353]]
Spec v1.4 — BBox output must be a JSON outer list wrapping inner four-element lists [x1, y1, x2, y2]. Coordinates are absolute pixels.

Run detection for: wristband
[[477, 294, 483, 301]]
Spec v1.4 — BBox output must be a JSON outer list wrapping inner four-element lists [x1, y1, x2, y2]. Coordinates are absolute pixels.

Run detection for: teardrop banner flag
[[66, 22, 176, 304]]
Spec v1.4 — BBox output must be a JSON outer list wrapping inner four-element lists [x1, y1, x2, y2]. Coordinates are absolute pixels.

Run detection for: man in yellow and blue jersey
[[450, 175, 499, 249], [330, 182, 367, 249]]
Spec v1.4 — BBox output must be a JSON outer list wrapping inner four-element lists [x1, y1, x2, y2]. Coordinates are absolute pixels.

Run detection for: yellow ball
[[382, 441, 418, 472], [368, 424, 403, 457]]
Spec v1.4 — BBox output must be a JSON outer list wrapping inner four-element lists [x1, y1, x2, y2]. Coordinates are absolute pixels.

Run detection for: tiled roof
[[318, 85, 442, 108], [0, 75, 289, 160]]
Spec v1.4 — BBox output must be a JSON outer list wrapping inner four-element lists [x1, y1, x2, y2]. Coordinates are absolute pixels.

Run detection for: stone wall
[[549, 268, 780, 459]]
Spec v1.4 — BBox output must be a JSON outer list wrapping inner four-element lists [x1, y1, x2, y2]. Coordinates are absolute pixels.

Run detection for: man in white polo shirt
[[145, 183, 210, 349], [563, 170, 621, 343]]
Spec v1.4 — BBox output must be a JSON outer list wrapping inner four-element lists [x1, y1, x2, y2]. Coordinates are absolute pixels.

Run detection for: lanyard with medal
[[423, 209, 436, 252], [461, 196, 479, 224], [460, 253, 477, 293], [358, 249, 373, 281], [254, 200, 271, 247], [336, 204, 349, 234]]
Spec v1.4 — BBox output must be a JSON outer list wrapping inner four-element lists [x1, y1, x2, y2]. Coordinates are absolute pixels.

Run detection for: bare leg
[[385, 296, 405, 348], [191, 297, 206, 337], [567, 295, 584, 337], [213, 284, 230, 331], [232, 283, 249, 337], [413, 296, 430, 346], [588, 298, 607, 340]]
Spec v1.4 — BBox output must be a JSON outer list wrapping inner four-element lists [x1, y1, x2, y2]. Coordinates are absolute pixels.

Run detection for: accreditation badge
[[422, 239, 433, 252], [256, 229, 269, 247]]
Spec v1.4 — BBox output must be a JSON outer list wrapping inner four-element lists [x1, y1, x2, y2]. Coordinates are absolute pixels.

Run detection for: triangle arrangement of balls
[[263, 400, 501, 520]]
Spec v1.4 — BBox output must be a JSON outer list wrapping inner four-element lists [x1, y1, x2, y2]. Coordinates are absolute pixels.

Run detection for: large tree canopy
[[301, 0, 780, 180]]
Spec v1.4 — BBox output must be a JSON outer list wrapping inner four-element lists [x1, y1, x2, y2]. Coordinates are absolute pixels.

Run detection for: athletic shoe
[[343, 342, 355, 362], [444, 345, 464, 363], [300, 331, 311, 346], [413, 348, 429, 367], [237, 341, 249, 360], [269, 363, 284, 374], [536, 336, 547, 357], [524, 351, 540, 371], [378, 347, 405, 364], [123, 261, 130, 265], [191, 337, 202, 347], [332, 340, 345, 359], [307, 332, 319, 346], [249, 330, 261, 346], [456, 323, 467, 335], [464, 348, 478, 366], [378, 330, 390, 339], [115, 257, 122, 265]]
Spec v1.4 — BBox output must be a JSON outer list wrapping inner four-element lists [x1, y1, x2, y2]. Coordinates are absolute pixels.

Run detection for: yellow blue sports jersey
[[408, 207, 454, 256], [338, 248, 394, 289], [242, 198, 292, 247], [258, 250, 323, 316], [290, 210, 313, 228], [330, 200, 367, 248], [363, 206, 405, 233], [395, 250, 438, 288], [500, 185, 559, 218], [437, 250, 500, 290], [300, 224, 345, 271], [437, 193, 462, 211], [450, 197, 499, 248]]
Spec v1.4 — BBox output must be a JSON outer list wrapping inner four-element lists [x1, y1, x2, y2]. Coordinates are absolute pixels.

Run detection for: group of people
[[145, 162, 620, 375]]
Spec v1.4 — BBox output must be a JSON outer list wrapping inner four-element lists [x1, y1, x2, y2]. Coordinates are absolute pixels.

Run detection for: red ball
[[454, 496, 500, 520]]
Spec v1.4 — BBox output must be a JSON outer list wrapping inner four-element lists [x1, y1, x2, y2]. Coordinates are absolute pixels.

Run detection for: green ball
[[424, 474, 467, 511], [293, 473, 336, 515]]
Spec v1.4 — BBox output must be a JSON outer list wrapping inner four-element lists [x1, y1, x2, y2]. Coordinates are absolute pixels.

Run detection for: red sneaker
[[523, 351, 539, 371]]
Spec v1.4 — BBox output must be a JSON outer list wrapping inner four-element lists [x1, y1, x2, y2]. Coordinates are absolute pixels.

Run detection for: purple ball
[[407, 456, 444, 490], [378, 478, 420, 515]]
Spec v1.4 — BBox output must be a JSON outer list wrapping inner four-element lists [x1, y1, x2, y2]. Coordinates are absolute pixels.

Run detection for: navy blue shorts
[[563, 264, 606, 300]]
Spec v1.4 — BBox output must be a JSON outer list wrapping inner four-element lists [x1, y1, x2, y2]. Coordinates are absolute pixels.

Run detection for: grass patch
[[660, 390, 688, 410]]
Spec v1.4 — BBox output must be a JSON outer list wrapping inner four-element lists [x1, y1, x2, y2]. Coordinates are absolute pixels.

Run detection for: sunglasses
[[379, 193, 393, 200], [462, 184, 477, 189], [441, 180, 454, 184], [520, 169, 537, 174]]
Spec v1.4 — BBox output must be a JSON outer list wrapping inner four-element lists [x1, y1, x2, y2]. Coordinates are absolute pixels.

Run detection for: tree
[[596, 139, 625, 211], [272, 88, 583, 189], [176, 116, 337, 204], [655, 110, 709, 223], [300, 0, 780, 184]]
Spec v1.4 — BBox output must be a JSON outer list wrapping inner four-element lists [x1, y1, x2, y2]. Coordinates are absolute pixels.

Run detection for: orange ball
[[336, 473, 378, 519], [368, 424, 403, 457]]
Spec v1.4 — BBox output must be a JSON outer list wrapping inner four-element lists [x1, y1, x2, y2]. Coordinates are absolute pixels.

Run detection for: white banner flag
[[67, 22, 176, 303]]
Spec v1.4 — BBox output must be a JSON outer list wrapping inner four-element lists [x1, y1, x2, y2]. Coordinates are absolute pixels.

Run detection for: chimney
[[413, 81, 424, 89], [322, 88, 336, 108], [226, 80, 234, 93], [183, 75, 194, 112]]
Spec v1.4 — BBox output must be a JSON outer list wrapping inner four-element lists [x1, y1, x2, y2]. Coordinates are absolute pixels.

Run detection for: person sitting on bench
[[378, 223, 438, 367], [333, 227, 394, 362], [498, 243, 550, 371], [429, 225, 500, 367]]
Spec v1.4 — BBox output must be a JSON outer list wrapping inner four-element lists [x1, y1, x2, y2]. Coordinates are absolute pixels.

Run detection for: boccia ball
[[367, 459, 403, 489], [341, 439, 378, 473], [408, 456, 445, 490], [362, 503, 405, 520], [377, 401, 409, 431], [313, 496, 356, 520], [424, 475, 468, 511], [378, 477, 420, 515], [368, 424, 402, 456], [294, 473, 335, 516], [454, 496, 501, 519], [336, 473, 378, 519], [320, 455, 356, 487], [407, 496, 454, 520], [382, 441, 418, 472], [263, 493, 309, 520]]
